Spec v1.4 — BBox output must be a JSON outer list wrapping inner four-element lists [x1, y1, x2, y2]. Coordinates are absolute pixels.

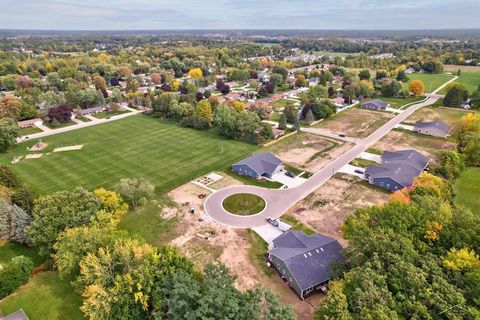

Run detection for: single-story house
[[404, 68, 415, 74], [272, 128, 285, 139], [268, 230, 344, 299], [414, 121, 451, 138], [0, 309, 30, 320], [232, 152, 283, 179], [223, 92, 241, 101], [382, 149, 430, 172], [330, 97, 345, 107], [17, 118, 43, 128], [80, 106, 104, 116], [361, 99, 390, 111], [365, 149, 430, 192]]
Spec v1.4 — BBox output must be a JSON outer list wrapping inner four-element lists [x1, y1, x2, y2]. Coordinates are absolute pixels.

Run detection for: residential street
[[204, 77, 457, 228]]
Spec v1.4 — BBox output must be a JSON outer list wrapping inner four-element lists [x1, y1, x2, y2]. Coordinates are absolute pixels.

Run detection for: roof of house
[[382, 149, 430, 171], [414, 120, 451, 133], [0, 309, 29, 320], [362, 99, 389, 109], [233, 152, 282, 176], [17, 118, 42, 126], [365, 162, 423, 187], [81, 106, 104, 114], [270, 230, 343, 290]]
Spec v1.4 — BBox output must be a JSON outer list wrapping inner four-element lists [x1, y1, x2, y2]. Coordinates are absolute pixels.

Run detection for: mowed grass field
[[0, 115, 257, 195], [403, 73, 454, 93], [0, 272, 83, 320], [440, 72, 480, 94], [454, 167, 480, 215]]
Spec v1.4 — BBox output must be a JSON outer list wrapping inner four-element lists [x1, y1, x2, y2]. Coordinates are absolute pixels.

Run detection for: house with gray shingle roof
[[414, 121, 451, 138], [361, 99, 390, 111], [365, 149, 430, 192], [0, 309, 29, 320], [268, 230, 344, 299], [232, 152, 283, 179]]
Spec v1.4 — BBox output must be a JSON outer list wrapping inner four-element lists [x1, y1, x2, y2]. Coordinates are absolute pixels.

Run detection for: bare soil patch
[[373, 130, 456, 162], [272, 133, 352, 172], [317, 108, 394, 138], [405, 106, 470, 126], [285, 175, 389, 246], [167, 181, 315, 318]]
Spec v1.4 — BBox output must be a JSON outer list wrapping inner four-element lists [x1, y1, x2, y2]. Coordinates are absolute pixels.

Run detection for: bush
[[115, 177, 154, 209], [0, 255, 33, 299]]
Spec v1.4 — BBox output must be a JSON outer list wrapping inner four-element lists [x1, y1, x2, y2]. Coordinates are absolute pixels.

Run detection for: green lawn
[[247, 230, 274, 277], [92, 110, 130, 119], [403, 73, 455, 93], [119, 195, 180, 248], [0, 272, 83, 320], [0, 243, 43, 267], [454, 167, 480, 215], [381, 96, 426, 109], [222, 193, 266, 215], [18, 127, 43, 136], [350, 158, 378, 168], [272, 99, 294, 109], [280, 215, 315, 235], [75, 115, 91, 122], [440, 72, 480, 94], [222, 169, 283, 189], [0, 115, 257, 195], [44, 120, 76, 129]]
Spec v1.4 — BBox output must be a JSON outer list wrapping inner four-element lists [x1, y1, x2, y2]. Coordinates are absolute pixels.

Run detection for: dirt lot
[[373, 129, 456, 162], [405, 106, 470, 126], [267, 132, 353, 173], [285, 174, 390, 246], [316, 108, 395, 138], [166, 179, 320, 319]]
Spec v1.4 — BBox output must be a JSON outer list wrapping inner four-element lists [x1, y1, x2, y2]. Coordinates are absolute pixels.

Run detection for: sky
[[0, 0, 479, 30]]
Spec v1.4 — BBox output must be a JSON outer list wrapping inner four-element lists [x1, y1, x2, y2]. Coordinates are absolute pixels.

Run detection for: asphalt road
[[203, 94, 445, 228]]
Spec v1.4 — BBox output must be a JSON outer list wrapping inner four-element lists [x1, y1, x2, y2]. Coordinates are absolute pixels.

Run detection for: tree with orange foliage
[[408, 79, 425, 96], [150, 73, 161, 85], [389, 189, 411, 204], [0, 96, 22, 120]]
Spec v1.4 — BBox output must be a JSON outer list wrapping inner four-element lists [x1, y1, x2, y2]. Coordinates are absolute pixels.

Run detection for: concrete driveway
[[395, 124, 414, 131], [358, 151, 382, 163], [271, 171, 306, 188], [338, 164, 366, 179]]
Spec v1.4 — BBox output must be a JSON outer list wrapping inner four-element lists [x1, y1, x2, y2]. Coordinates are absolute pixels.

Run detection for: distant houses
[[414, 121, 451, 138], [365, 149, 430, 192], [232, 152, 283, 180], [268, 230, 344, 299], [361, 99, 390, 111]]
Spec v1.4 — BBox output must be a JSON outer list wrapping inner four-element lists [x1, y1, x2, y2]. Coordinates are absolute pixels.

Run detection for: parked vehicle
[[354, 169, 364, 174], [285, 171, 295, 178], [266, 217, 279, 227], [339, 134, 346, 138]]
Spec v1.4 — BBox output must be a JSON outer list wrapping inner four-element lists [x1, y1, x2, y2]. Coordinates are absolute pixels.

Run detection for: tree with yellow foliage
[[195, 99, 213, 125], [232, 100, 245, 112], [188, 68, 203, 79], [171, 80, 180, 92], [408, 79, 425, 96], [443, 248, 480, 271]]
